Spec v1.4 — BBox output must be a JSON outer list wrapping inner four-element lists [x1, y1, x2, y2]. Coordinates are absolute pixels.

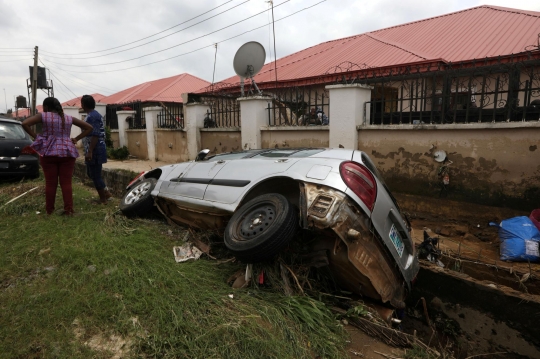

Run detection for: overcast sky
[[1, 0, 539, 112]]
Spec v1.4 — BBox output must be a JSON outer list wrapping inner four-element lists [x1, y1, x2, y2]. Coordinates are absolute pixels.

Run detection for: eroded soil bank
[[397, 193, 540, 358]]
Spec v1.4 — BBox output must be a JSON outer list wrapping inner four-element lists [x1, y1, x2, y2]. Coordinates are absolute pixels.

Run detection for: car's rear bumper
[[301, 182, 418, 308], [0, 156, 39, 177]]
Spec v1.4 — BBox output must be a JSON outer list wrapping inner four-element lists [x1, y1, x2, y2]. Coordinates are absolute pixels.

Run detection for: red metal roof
[[62, 93, 106, 107], [14, 93, 105, 117], [208, 5, 540, 90], [100, 73, 210, 105]]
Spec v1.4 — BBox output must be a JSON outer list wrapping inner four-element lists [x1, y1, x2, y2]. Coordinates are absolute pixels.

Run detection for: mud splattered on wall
[[359, 127, 540, 210], [261, 129, 329, 149], [200, 130, 241, 156]]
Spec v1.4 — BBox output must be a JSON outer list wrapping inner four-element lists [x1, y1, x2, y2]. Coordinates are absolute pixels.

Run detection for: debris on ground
[[489, 216, 540, 262], [418, 230, 444, 267], [172, 243, 203, 263]]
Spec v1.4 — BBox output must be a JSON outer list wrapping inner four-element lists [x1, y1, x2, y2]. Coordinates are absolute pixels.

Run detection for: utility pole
[[31, 46, 38, 115], [3, 88, 7, 113]]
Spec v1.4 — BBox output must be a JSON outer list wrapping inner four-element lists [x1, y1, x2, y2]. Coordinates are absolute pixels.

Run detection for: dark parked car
[[120, 148, 419, 309], [0, 116, 39, 179]]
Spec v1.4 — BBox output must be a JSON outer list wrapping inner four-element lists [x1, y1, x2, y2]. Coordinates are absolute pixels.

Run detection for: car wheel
[[224, 193, 298, 262], [119, 178, 156, 217]]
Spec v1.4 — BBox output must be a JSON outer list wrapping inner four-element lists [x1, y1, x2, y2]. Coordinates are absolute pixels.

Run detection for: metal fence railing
[[266, 88, 330, 127], [157, 104, 184, 129], [194, 95, 241, 128], [362, 59, 540, 125], [105, 101, 145, 129], [206, 104, 240, 128]]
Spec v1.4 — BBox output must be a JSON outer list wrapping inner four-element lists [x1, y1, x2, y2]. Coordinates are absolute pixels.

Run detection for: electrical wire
[[0, 53, 32, 57], [52, 0, 326, 75], [0, 57, 33, 62], [47, 70, 78, 98], [40, 59, 116, 94], [40, 1, 234, 57], [44, 0, 290, 67], [41, 0, 248, 60]]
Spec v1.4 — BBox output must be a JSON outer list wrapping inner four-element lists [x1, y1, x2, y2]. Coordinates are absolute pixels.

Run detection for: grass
[[0, 176, 347, 359]]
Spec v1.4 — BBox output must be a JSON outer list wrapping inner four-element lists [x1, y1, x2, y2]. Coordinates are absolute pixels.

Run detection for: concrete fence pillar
[[326, 84, 372, 149], [95, 103, 107, 118], [63, 106, 81, 139], [184, 103, 210, 160], [116, 110, 135, 148], [238, 96, 272, 150], [143, 106, 162, 162]]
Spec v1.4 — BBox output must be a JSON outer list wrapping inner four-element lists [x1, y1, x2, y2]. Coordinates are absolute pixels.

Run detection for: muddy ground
[[394, 193, 540, 359], [72, 159, 540, 358]]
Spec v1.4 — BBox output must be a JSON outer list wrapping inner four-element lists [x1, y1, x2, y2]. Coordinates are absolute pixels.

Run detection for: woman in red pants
[[22, 97, 93, 215]]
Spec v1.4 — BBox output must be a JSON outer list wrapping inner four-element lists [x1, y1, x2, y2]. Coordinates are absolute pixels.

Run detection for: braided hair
[[42, 97, 65, 128]]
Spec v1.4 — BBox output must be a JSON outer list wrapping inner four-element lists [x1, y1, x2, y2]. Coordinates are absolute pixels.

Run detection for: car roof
[[0, 117, 23, 125], [208, 148, 323, 159]]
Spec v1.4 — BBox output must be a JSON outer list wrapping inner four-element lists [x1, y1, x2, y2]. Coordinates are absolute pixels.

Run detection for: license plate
[[0, 162, 8, 169], [389, 224, 404, 257]]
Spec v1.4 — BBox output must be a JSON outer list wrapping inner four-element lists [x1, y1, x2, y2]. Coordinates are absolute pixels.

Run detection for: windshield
[[0, 122, 27, 140]]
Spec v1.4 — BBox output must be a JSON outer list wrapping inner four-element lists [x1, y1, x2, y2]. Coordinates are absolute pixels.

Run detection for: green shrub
[[105, 127, 114, 148], [107, 146, 130, 160]]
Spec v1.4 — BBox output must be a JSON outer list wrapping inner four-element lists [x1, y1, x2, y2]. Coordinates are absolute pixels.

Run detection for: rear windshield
[[0, 122, 27, 140]]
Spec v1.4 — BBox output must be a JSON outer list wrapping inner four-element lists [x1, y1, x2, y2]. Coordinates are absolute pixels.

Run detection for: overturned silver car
[[120, 148, 419, 308]]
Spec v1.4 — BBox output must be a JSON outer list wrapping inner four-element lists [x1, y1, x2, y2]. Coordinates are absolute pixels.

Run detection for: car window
[[0, 122, 27, 140], [205, 150, 261, 162], [252, 149, 324, 158], [289, 149, 324, 157]]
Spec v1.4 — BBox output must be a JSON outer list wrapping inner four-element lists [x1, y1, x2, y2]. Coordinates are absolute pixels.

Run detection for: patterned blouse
[[30, 112, 79, 158]]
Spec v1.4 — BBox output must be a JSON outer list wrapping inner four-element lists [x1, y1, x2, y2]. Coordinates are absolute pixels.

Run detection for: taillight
[[128, 171, 146, 187], [21, 146, 37, 155], [339, 161, 377, 211]]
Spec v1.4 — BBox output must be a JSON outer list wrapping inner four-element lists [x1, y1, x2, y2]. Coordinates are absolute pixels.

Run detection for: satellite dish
[[433, 150, 447, 163], [233, 42, 266, 96]]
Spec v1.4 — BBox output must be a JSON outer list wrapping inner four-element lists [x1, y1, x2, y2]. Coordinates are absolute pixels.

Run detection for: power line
[[53, 1, 326, 75], [40, 1, 234, 57], [44, 0, 289, 68], [40, 59, 117, 94], [47, 70, 78, 98], [0, 53, 32, 57], [41, 0, 247, 60], [0, 57, 33, 63]]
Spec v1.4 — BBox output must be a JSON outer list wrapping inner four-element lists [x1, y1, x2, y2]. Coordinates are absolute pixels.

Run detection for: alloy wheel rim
[[124, 182, 151, 205]]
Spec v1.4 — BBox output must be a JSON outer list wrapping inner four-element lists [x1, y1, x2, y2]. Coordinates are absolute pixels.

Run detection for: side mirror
[[195, 149, 210, 162]]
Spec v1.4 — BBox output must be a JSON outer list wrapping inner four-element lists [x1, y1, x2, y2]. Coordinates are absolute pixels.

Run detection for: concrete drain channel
[[386, 193, 540, 357], [410, 263, 540, 358]]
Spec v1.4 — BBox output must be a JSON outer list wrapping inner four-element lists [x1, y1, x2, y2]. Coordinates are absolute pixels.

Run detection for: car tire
[[224, 193, 298, 263], [119, 178, 156, 217]]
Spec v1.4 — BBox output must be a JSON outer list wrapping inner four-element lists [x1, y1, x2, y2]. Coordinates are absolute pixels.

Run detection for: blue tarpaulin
[[489, 216, 540, 262]]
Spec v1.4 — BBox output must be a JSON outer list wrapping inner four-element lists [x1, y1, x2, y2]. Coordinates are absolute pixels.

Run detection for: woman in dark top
[[81, 94, 111, 204]]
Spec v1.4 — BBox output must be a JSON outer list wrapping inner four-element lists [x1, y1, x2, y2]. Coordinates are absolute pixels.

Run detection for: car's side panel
[[159, 161, 229, 200], [203, 158, 300, 204]]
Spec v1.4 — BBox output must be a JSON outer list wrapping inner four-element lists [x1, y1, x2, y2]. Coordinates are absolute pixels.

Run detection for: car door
[[204, 149, 304, 204], [160, 160, 226, 199], [160, 152, 256, 200]]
